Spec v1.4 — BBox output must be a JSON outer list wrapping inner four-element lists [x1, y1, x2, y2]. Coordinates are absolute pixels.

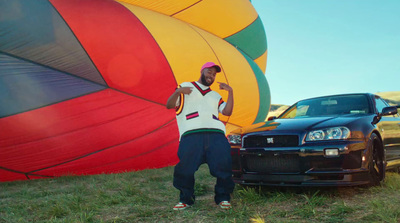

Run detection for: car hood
[[230, 115, 373, 135]]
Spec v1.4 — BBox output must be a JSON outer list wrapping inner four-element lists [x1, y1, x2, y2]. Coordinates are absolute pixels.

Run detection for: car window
[[280, 106, 298, 118], [375, 98, 389, 114], [280, 94, 371, 118]]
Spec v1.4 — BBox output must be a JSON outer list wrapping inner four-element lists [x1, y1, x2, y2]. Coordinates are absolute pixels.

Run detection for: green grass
[[1, 166, 400, 222]]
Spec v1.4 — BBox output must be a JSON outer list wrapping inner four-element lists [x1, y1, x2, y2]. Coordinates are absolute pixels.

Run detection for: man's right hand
[[166, 87, 193, 109], [177, 87, 193, 95]]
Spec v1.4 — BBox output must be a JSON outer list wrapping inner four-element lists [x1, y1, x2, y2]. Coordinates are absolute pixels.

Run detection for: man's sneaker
[[219, 201, 232, 209], [173, 202, 191, 211]]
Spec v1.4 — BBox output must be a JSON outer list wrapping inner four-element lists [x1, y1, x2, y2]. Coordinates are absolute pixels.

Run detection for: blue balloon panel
[[0, 53, 106, 117], [0, 0, 106, 85]]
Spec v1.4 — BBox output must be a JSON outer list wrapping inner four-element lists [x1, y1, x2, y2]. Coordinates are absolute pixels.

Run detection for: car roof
[[296, 93, 376, 103]]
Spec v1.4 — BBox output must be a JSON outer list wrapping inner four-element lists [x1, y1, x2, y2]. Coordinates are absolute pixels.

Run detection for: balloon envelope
[[0, 0, 270, 182]]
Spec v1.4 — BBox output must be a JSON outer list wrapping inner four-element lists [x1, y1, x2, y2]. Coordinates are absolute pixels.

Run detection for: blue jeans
[[173, 132, 235, 205]]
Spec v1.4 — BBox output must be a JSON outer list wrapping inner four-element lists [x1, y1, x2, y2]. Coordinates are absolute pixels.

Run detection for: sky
[[252, 0, 400, 106]]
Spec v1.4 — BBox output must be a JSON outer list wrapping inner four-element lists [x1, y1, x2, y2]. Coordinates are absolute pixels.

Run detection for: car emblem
[[266, 137, 274, 144]]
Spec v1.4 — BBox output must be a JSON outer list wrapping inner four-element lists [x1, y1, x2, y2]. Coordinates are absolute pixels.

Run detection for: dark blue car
[[228, 93, 400, 186]]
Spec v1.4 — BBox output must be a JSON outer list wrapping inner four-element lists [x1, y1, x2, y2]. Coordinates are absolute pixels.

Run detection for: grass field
[[1, 165, 400, 223]]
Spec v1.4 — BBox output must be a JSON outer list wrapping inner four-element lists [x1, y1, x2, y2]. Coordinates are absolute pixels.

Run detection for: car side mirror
[[381, 106, 398, 116], [373, 106, 399, 125], [267, 116, 277, 121]]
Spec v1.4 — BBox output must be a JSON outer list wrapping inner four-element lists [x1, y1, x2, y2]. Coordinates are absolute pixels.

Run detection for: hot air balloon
[[0, 0, 270, 182]]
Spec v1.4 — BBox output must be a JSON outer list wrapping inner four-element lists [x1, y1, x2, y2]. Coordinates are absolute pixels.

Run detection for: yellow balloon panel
[[120, 3, 228, 87], [192, 26, 260, 127], [116, 0, 199, 16], [254, 50, 268, 74], [172, 0, 258, 38]]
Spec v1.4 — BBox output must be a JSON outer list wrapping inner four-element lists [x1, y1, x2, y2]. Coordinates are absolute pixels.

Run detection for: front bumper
[[231, 140, 371, 186], [233, 169, 370, 186]]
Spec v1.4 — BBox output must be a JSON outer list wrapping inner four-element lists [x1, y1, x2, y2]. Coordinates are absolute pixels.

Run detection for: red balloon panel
[[50, 0, 177, 104], [34, 121, 179, 176], [0, 89, 179, 180]]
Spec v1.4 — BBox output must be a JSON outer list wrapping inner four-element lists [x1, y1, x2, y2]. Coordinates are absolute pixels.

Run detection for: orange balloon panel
[[173, 0, 259, 38], [118, 0, 258, 38], [116, 0, 199, 16]]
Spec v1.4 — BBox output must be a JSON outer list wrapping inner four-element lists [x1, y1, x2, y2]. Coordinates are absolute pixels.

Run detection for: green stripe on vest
[[182, 129, 225, 137]]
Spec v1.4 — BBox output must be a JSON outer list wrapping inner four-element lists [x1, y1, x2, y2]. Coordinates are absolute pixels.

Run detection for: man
[[166, 62, 235, 210]]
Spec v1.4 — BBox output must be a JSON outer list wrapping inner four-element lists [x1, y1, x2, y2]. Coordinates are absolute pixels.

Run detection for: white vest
[[175, 82, 226, 138]]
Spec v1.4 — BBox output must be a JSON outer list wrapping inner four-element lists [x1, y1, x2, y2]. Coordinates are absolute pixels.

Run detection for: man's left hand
[[218, 82, 232, 92]]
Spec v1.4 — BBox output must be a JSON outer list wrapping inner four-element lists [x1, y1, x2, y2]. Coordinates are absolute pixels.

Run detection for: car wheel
[[368, 133, 385, 186]]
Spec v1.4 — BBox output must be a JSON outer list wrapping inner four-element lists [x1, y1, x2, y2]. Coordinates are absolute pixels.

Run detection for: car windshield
[[279, 94, 372, 119]]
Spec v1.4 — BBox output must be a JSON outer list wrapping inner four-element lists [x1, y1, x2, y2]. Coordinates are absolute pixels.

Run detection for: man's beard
[[201, 73, 213, 86]]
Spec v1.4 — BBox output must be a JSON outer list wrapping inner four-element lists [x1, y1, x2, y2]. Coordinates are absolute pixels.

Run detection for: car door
[[375, 97, 400, 162]]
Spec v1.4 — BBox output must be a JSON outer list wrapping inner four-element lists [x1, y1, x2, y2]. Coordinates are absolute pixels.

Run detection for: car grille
[[243, 135, 299, 148], [242, 151, 362, 173], [244, 154, 300, 173], [231, 152, 241, 170]]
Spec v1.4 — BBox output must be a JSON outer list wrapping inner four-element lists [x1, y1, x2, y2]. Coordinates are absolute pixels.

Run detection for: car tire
[[368, 133, 385, 186]]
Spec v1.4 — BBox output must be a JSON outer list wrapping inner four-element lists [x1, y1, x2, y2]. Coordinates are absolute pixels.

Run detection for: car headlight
[[306, 127, 350, 141], [227, 134, 242, 145]]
